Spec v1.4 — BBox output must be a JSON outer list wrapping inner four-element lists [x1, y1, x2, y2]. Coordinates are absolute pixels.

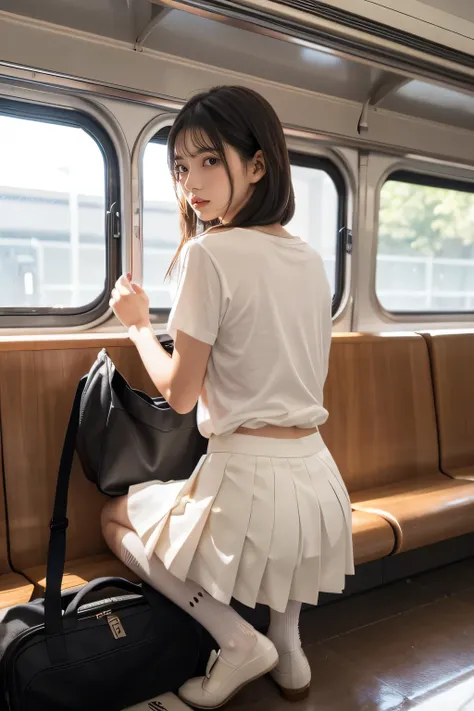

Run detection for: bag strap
[[44, 376, 87, 635]]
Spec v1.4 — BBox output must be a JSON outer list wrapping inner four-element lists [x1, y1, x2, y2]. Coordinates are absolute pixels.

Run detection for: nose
[[183, 165, 202, 193]]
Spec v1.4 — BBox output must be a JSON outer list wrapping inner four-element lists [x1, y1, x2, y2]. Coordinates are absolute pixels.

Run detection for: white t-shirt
[[167, 227, 332, 439]]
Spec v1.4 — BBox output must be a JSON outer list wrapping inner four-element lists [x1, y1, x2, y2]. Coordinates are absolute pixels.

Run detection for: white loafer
[[270, 646, 311, 701], [178, 631, 278, 709]]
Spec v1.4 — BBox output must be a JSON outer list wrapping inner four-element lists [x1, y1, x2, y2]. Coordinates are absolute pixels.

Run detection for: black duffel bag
[[76, 343, 208, 497], [0, 379, 213, 711]]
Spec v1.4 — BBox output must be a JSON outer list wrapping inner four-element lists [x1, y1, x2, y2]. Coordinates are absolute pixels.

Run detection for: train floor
[[227, 557, 474, 711], [3, 558, 474, 709]]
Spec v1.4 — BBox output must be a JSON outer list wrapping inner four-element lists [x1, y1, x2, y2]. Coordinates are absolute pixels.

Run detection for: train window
[[143, 130, 345, 313], [142, 133, 180, 310], [377, 171, 474, 313], [0, 99, 120, 327]]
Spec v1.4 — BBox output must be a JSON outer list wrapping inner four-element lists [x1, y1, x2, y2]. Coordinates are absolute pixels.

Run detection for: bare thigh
[[101, 495, 134, 557], [101, 495, 132, 529]]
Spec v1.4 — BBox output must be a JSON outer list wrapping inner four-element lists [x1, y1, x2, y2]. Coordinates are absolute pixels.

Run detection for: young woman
[[103, 85, 354, 709]]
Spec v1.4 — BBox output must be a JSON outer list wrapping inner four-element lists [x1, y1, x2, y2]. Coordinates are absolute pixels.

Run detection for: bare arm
[[129, 325, 211, 414]]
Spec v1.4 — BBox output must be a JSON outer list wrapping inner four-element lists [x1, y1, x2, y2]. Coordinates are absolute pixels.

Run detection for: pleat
[[155, 453, 229, 581], [306, 454, 351, 592], [317, 448, 353, 509], [127, 432, 354, 612], [315, 451, 355, 575], [127, 478, 188, 544], [233, 457, 275, 608], [187, 453, 256, 604], [259, 458, 300, 613], [288, 457, 321, 605]]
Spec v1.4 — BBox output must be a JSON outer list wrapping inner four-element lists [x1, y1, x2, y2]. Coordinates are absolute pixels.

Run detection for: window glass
[[289, 163, 339, 296], [0, 113, 107, 309], [377, 176, 474, 312], [142, 140, 179, 309]]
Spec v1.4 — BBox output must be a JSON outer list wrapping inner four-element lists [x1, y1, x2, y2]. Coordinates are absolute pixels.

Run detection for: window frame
[[376, 169, 474, 317], [0, 97, 121, 328], [144, 128, 347, 316]]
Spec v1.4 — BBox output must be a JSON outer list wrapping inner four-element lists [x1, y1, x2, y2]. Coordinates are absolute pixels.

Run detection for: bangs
[[174, 126, 217, 159], [168, 106, 226, 170]]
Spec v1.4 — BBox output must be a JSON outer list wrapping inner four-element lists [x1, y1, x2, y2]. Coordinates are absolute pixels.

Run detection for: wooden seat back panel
[[0, 341, 158, 572], [0, 431, 12, 575], [423, 332, 474, 475], [320, 334, 439, 493]]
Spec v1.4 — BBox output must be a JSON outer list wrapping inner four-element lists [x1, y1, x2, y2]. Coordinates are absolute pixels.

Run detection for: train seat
[[0, 437, 33, 608], [0, 336, 151, 596], [422, 331, 474, 482], [351, 510, 395, 564], [320, 333, 474, 554]]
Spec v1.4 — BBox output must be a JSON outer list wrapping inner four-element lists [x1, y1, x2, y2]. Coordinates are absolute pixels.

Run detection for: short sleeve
[[167, 241, 222, 346]]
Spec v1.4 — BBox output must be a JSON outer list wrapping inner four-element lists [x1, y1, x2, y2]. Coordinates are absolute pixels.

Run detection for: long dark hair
[[166, 85, 295, 278]]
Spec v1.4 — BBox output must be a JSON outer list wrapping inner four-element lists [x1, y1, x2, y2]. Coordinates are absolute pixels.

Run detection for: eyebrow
[[174, 147, 216, 161]]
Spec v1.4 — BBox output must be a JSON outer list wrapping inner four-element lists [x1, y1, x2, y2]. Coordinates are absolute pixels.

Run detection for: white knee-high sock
[[117, 529, 257, 666], [267, 601, 302, 654]]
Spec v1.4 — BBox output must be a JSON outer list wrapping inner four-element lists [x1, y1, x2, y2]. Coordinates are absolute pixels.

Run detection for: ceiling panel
[[2, 0, 474, 132], [418, 0, 474, 23], [149, 10, 382, 102], [0, 0, 387, 102], [0, 0, 137, 41], [384, 81, 474, 130]]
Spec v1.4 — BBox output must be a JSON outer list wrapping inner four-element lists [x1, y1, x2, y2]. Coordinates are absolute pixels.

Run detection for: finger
[[130, 281, 144, 295], [111, 288, 119, 301], [116, 274, 130, 289], [117, 283, 130, 296], [109, 298, 115, 309], [117, 275, 135, 295]]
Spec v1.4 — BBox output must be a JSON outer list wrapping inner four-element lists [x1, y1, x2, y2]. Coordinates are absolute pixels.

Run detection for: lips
[[191, 197, 210, 207]]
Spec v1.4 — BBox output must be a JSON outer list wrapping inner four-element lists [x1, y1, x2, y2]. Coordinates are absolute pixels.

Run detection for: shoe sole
[[275, 682, 311, 702], [181, 656, 279, 710]]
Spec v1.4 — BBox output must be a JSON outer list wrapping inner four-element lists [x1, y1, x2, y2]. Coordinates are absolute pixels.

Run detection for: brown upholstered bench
[[320, 333, 474, 554], [422, 331, 474, 482], [0, 335, 155, 596], [351, 511, 395, 565]]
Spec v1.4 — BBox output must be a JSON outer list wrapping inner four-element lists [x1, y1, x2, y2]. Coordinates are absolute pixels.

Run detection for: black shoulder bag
[[0, 379, 213, 711], [76, 344, 208, 497]]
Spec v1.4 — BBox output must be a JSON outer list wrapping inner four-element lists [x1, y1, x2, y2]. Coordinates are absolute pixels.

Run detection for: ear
[[249, 149, 266, 184]]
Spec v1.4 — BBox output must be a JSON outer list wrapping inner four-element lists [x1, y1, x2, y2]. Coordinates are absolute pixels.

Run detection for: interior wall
[[0, 10, 474, 333], [318, 0, 474, 53], [1, 12, 474, 165]]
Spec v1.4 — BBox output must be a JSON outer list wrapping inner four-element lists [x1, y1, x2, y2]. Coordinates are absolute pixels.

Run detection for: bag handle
[[44, 376, 87, 635], [64, 577, 144, 618]]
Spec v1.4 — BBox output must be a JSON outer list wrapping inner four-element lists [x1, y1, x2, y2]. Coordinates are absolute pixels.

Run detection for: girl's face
[[174, 130, 265, 224]]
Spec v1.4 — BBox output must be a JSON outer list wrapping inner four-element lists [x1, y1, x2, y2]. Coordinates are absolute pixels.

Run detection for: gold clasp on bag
[[96, 609, 112, 619], [107, 614, 126, 639]]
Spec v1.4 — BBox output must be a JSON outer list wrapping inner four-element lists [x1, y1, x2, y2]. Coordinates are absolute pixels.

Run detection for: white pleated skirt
[[127, 432, 354, 613]]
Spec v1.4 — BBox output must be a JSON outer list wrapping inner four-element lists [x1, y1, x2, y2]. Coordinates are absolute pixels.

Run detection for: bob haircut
[[166, 85, 295, 277]]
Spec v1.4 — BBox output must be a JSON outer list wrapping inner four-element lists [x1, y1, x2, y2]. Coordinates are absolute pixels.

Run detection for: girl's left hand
[[109, 274, 150, 329]]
